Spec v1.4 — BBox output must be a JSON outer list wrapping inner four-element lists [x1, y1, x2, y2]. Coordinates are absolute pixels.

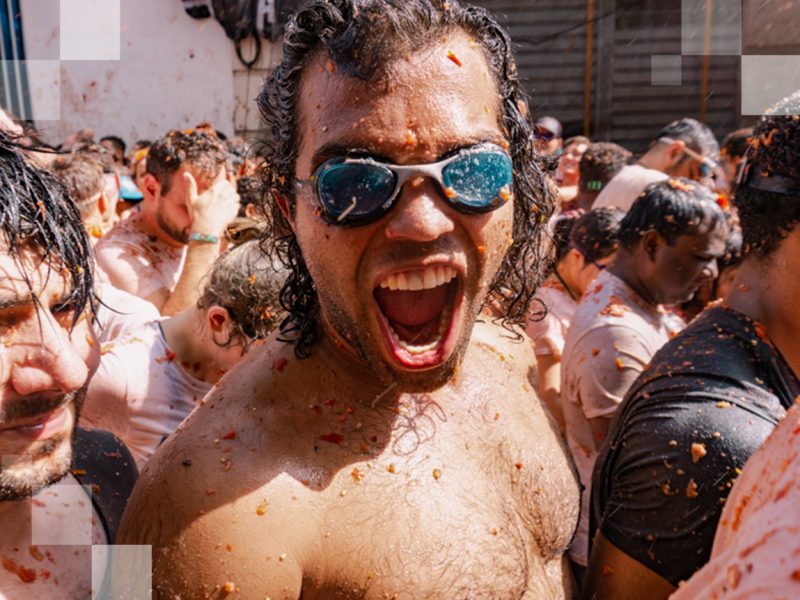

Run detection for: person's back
[[117, 2, 580, 597], [591, 163, 667, 211], [84, 240, 286, 466], [591, 305, 798, 594]]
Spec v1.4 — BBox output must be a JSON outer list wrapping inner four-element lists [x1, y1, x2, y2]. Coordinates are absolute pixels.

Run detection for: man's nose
[[384, 179, 456, 242], [8, 314, 90, 397]]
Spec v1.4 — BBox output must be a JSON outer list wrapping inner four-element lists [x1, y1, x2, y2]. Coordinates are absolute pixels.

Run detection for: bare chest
[[255, 401, 576, 598]]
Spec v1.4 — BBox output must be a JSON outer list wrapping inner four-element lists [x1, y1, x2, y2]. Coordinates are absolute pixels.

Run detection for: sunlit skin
[[556, 142, 588, 188], [118, 33, 580, 599], [0, 247, 105, 598]]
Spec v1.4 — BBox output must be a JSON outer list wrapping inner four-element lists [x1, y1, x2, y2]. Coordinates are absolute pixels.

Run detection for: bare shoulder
[[117, 339, 312, 598]]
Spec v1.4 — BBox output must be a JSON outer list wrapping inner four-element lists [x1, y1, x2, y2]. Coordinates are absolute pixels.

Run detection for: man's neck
[[316, 316, 401, 408], [637, 149, 664, 173], [608, 253, 659, 308], [138, 202, 183, 249], [554, 267, 580, 300], [572, 191, 596, 212], [160, 308, 221, 384], [725, 257, 800, 376], [0, 496, 29, 522]]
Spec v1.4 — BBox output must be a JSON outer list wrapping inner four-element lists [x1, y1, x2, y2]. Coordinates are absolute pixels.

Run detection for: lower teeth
[[388, 305, 452, 356]]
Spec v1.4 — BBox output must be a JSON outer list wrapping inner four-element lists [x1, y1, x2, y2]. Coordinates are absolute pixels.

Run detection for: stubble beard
[[0, 387, 86, 502], [156, 202, 189, 245]]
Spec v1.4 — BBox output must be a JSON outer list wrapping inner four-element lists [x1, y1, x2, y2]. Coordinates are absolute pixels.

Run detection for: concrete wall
[[19, 0, 251, 146]]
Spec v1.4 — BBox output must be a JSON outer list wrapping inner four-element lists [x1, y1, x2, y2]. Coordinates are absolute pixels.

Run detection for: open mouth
[[373, 265, 461, 369]]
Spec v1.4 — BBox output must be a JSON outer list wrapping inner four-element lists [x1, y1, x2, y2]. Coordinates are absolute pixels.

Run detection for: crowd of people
[[0, 0, 798, 598]]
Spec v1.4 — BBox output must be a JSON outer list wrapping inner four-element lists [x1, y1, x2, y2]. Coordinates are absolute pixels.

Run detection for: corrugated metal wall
[[474, 0, 745, 153], [472, 0, 594, 139]]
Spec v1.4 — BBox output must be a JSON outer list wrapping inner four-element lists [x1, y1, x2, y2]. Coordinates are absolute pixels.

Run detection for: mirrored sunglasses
[[296, 143, 514, 227]]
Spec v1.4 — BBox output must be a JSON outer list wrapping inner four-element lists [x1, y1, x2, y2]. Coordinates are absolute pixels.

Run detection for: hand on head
[[184, 168, 241, 236]]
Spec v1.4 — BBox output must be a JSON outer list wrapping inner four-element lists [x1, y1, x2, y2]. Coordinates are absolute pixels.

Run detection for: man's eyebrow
[[0, 291, 32, 311], [309, 131, 510, 170]]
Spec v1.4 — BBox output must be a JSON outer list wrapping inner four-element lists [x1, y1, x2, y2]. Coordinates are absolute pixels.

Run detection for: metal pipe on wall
[[700, 0, 713, 123], [584, 0, 595, 136]]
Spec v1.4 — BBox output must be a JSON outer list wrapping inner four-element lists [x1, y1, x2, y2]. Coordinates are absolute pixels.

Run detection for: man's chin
[[0, 433, 73, 502]]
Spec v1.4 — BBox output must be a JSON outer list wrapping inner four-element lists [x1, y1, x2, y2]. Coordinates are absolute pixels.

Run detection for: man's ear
[[206, 306, 230, 334], [142, 173, 160, 201], [642, 230, 661, 260], [666, 139, 686, 165], [98, 191, 107, 214], [273, 189, 295, 229]]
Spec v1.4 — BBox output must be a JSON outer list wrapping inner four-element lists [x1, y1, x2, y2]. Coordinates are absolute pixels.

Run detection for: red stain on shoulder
[[272, 357, 289, 372], [319, 432, 344, 445]]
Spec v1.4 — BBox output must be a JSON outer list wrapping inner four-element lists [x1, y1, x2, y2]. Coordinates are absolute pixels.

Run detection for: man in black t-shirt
[[585, 92, 800, 600]]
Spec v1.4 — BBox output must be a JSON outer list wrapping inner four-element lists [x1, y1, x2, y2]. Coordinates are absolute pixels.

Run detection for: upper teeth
[[379, 266, 457, 291]]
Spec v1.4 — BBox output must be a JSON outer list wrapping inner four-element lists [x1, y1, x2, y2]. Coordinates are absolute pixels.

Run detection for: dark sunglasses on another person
[[533, 127, 556, 143], [296, 143, 514, 227]]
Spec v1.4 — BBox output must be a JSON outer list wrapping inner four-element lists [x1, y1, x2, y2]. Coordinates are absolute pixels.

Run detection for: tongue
[[374, 285, 448, 327]]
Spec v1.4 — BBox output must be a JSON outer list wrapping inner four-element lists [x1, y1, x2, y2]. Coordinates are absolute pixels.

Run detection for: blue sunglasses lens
[[317, 162, 396, 224], [442, 151, 514, 211], [314, 147, 513, 225]]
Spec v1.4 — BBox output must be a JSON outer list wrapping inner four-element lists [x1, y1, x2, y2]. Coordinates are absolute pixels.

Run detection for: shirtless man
[[0, 132, 137, 598], [118, 1, 580, 597], [94, 129, 240, 315]]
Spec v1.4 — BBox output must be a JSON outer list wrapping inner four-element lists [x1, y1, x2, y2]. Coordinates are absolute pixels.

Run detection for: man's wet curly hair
[[198, 240, 287, 350], [0, 130, 95, 327], [257, 0, 554, 357], [734, 91, 800, 258]]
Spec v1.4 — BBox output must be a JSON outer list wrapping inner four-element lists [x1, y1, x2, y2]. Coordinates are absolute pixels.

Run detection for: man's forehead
[[296, 32, 504, 167], [0, 247, 72, 301]]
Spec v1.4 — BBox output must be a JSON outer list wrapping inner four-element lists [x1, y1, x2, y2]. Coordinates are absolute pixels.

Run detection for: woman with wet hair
[[527, 207, 625, 430]]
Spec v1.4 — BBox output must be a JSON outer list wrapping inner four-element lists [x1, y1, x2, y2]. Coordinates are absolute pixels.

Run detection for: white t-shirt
[[591, 164, 668, 212], [84, 320, 211, 467], [671, 404, 800, 599], [94, 283, 160, 344], [526, 280, 578, 358], [94, 213, 186, 301], [560, 270, 684, 565]]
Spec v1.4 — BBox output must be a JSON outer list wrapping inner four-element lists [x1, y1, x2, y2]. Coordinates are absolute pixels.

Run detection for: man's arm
[[582, 533, 675, 600], [157, 239, 221, 315], [573, 325, 653, 449], [158, 170, 239, 316], [536, 353, 565, 431], [115, 396, 306, 598], [82, 351, 131, 437]]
